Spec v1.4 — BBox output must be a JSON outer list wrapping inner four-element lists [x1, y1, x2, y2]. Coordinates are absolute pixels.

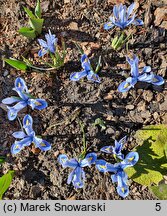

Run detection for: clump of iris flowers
[[104, 3, 143, 30], [96, 152, 139, 198], [118, 55, 164, 92], [11, 114, 51, 154], [104, 3, 143, 50], [58, 153, 97, 188], [37, 30, 66, 69], [2, 77, 47, 121]]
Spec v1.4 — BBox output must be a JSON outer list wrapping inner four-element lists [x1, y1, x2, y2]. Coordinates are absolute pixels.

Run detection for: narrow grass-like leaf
[[95, 55, 101, 73], [0, 171, 14, 200], [4, 58, 28, 71], [35, 0, 41, 18], [23, 7, 36, 19]]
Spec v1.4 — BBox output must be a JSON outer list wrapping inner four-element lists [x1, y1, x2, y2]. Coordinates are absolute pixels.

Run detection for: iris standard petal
[[15, 77, 28, 92], [142, 66, 151, 73], [70, 70, 87, 81], [100, 146, 112, 154], [123, 152, 139, 167], [2, 97, 21, 105], [96, 160, 108, 172], [28, 99, 48, 110], [114, 140, 123, 153], [80, 152, 97, 167], [125, 14, 136, 27], [127, 3, 135, 18], [58, 154, 69, 167], [12, 131, 26, 139], [36, 139, 51, 151], [38, 39, 48, 48], [104, 22, 114, 30], [81, 54, 91, 71], [87, 71, 101, 83], [113, 5, 119, 19]]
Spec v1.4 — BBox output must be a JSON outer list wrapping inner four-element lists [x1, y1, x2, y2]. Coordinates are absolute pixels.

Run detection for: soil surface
[[0, 0, 167, 200]]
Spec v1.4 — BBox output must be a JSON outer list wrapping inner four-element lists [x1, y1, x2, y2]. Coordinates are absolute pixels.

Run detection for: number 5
[[155, 203, 161, 211]]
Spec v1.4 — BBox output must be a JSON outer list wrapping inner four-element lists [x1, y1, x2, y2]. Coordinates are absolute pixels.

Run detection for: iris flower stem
[[29, 64, 56, 71], [17, 117, 23, 131], [79, 121, 87, 159]]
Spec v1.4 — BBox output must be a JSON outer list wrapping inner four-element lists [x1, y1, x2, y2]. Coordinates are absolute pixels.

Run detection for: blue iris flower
[[70, 54, 101, 83], [118, 55, 164, 92], [38, 30, 58, 57], [100, 136, 127, 160], [104, 3, 143, 30], [2, 77, 48, 121], [58, 153, 97, 188], [96, 152, 139, 198], [11, 114, 51, 154]]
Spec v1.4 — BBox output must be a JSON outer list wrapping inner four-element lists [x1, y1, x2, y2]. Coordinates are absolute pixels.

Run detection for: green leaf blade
[[0, 171, 14, 200], [29, 17, 44, 34], [4, 58, 28, 71], [18, 27, 36, 39]]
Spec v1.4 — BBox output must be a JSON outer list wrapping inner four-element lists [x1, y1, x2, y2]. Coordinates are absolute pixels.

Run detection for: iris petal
[[80, 152, 97, 167], [12, 131, 26, 139], [2, 97, 21, 105], [96, 160, 108, 172], [70, 70, 87, 81], [100, 146, 112, 153]]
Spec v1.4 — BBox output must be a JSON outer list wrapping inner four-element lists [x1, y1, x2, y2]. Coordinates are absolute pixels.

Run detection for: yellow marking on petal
[[15, 145, 20, 149], [107, 23, 113, 27], [10, 113, 15, 117], [84, 58, 89, 63], [18, 82, 21, 88], [35, 101, 42, 106], [26, 120, 30, 125], [121, 187, 125, 193], [152, 77, 158, 82], [88, 157, 92, 161], [128, 157, 134, 162], [124, 83, 130, 89], [40, 143, 46, 147], [99, 165, 106, 169], [106, 147, 111, 152]]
